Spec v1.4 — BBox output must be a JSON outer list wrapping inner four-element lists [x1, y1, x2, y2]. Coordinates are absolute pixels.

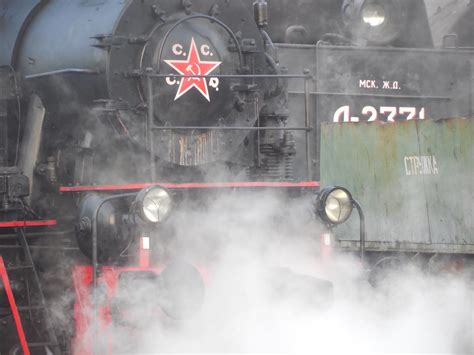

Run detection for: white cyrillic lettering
[[201, 44, 211, 56], [362, 106, 378, 122], [333, 106, 350, 123], [172, 44, 183, 56], [405, 157, 411, 175]]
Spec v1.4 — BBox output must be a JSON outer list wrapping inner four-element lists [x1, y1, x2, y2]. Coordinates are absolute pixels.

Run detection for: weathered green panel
[[419, 119, 474, 244], [320, 118, 474, 253]]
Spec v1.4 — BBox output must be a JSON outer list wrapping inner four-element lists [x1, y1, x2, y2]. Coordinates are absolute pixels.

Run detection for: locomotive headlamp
[[361, 3, 385, 27], [342, 0, 404, 45], [316, 186, 354, 225], [135, 186, 172, 224], [315, 187, 367, 263]]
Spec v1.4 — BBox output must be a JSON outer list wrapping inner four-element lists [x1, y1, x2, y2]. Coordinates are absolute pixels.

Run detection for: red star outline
[[164, 38, 222, 102]]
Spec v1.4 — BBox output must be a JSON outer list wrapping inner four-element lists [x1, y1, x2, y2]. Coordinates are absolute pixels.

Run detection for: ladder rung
[[17, 306, 46, 311], [9, 229, 61, 350], [27, 342, 54, 347], [0, 246, 23, 250], [6, 265, 33, 271], [0, 305, 46, 313]]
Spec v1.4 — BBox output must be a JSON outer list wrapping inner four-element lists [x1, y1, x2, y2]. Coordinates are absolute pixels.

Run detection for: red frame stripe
[[60, 181, 320, 193], [0, 256, 31, 355], [0, 220, 57, 228]]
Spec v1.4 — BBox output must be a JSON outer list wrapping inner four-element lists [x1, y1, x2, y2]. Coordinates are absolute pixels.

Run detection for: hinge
[[91, 34, 149, 49], [91, 34, 125, 49]]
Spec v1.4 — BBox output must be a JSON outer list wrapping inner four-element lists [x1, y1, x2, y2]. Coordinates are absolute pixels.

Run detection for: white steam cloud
[[88, 191, 474, 354]]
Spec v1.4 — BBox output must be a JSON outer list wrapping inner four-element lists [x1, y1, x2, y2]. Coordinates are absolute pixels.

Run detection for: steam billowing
[[72, 190, 473, 354]]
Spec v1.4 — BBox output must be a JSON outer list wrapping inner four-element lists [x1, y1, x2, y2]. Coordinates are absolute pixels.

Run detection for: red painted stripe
[[0, 220, 57, 228], [0, 256, 31, 355], [60, 181, 320, 193]]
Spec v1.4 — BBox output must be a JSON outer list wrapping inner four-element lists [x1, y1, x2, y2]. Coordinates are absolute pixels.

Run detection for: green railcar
[[321, 118, 474, 254]]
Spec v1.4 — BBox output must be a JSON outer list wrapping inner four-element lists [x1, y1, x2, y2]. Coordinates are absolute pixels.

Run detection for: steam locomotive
[[0, 0, 472, 353]]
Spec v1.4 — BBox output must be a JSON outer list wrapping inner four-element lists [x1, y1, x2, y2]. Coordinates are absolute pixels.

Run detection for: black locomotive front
[[0, 1, 339, 353], [2, 0, 471, 353], [9, 0, 299, 186]]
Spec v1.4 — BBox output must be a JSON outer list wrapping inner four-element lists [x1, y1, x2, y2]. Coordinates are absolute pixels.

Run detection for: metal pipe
[[0, 245, 79, 251], [148, 74, 310, 79], [151, 126, 312, 131], [90, 192, 135, 355], [147, 74, 156, 182], [256, 99, 261, 168], [288, 91, 451, 100], [274, 43, 320, 49], [18, 95, 45, 204], [353, 199, 366, 264], [304, 74, 312, 180], [24, 69, 99, 80], [0, 230, 73, 241]]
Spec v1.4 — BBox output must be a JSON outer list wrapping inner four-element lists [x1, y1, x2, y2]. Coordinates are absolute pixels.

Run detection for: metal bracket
[[92, 99, 130, 112], [0, 66, 20, 100], [91, 34, 125, 49], [231, 83, 259, 92], [209, 4, 220, 17], [229, 38, 258, 53], [91, 34, 149, 49], [442, 34, 458, 49], [182, 0, 193, 15], [151, 5, 167, 21]]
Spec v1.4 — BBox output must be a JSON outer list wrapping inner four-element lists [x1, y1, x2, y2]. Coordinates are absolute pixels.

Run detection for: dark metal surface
[[0, 101, 6, 166], [315, 46, 472, 103], [15, 0, 123, 75], [426, 0, 474, 47], [0, 66, 18, 100], [264, 0, 344, 44], [0, 0, 42, 65]]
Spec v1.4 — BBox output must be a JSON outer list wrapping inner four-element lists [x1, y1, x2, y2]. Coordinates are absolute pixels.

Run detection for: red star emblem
[[164, 38, 222, 102]]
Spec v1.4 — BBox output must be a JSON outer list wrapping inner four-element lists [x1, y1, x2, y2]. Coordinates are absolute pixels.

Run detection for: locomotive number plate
[[333, 105, 426, 123]]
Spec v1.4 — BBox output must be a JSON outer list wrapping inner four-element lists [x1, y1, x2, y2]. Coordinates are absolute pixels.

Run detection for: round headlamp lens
[[323, 188, 353, 224], [138, 187, 172, 223], [362, 3, 386, 27]]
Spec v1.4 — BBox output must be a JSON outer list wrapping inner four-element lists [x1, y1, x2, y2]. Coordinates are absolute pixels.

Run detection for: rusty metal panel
[[320, 118, 474, 253], [419, 119, 474, 244]]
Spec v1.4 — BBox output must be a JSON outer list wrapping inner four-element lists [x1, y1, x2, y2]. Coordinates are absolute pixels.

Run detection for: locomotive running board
[[0, 220, 57, 228], [60, 181, 320, 193]]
